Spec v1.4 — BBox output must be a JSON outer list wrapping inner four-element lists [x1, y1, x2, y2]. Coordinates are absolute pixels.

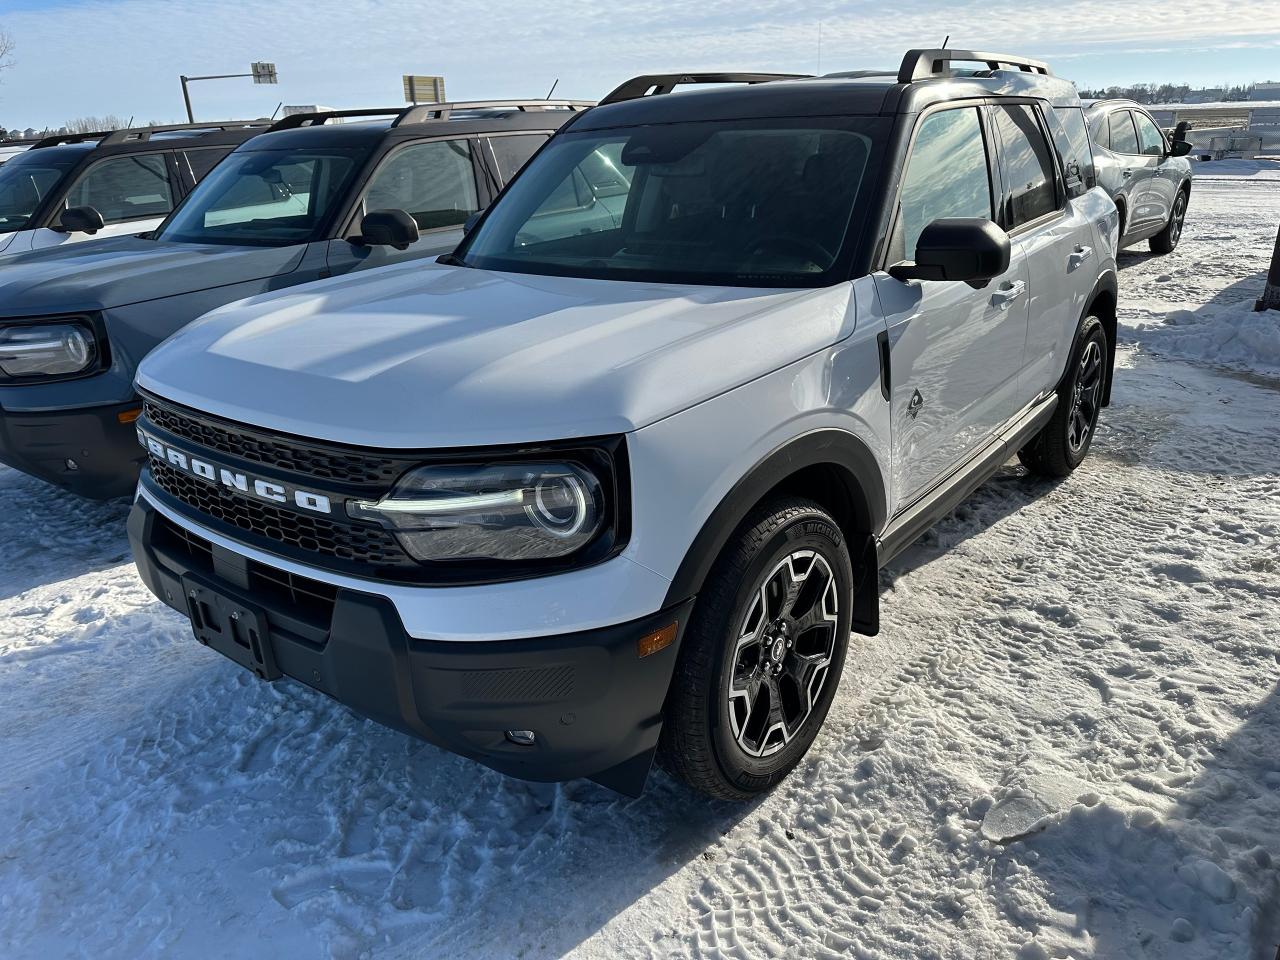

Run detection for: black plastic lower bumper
[[0, 400, 144, 499], [128, 496, 691, 795]]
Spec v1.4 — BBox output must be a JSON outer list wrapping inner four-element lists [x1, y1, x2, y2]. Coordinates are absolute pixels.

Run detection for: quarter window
[[1052, 106, 1096, 197], [1108, 111, 1140, 155], [897, 107, 992, 259], [991, 104, 1060, 228], [362, 139, 479, 231], [63, 154, 174, 224], [1134, 112, 1166, 157]]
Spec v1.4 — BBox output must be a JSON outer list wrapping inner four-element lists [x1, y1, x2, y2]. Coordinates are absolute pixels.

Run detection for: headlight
[[348, 461, 606, 562], [0, 321, 98, 379]]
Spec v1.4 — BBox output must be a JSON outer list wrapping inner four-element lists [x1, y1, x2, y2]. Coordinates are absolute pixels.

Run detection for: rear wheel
[[659, 497, 853, 800], [1149, 189, 1188, 254], [1018, 317, 1108, 478]]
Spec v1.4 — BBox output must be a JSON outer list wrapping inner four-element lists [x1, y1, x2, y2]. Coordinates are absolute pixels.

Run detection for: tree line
[[1075, 82, 1261, 104]]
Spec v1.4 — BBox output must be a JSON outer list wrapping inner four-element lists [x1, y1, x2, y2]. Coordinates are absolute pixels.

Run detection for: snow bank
[[1191, 158, 1280, 180], [1133, 300, 1280, 375]]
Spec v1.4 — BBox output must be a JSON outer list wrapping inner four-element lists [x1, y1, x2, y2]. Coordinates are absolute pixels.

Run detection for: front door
[[326, 137, 482, 275], [873, 105, 1031, 508], [1133, 110, 1177, 227], [33, 152, 178, 250]]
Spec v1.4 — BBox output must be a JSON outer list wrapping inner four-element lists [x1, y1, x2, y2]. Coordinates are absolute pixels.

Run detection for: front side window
[[897, 107, 992, 260], [1134, 112, 1166, 157], [63, 154, 174, 224], [1108, 111, 1140, 155], [157, 147, 366, 246], [457, 118, 885, 287], [361, 139, 478, 230], [488, 134, 549, 182], [0, 150, 81, 234], [183, 147, 232, 183], [1088, 112, 1109, 150], [991, 104, 1060, 228]]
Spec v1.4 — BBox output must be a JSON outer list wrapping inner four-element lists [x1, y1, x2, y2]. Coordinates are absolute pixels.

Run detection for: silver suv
[[1085, 99, 1193, 253], [128, 50, 1120, 800]]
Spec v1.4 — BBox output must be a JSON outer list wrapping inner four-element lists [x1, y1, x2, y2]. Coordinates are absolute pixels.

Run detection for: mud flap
[[589, 744, 658, 797]]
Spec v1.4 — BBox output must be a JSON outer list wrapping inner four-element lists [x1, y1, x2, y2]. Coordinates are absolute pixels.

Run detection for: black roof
[[575, 50, 1081, 130]]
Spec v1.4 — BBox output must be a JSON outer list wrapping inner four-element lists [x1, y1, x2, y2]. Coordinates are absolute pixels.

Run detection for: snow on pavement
[[1, 175, 1279, 960]]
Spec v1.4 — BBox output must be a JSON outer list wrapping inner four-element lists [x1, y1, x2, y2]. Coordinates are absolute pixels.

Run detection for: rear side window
[[1108, 111, 1140, 155], [362, 139, 479, 230], [183, 147, 232, 183], [1134, 112, 1166, 156], [487, 135, 548, 182], [1052, 107, 1096, 197], [897, 107, 992, 260], [990, 104, 1060, 228], [63, 154, 174, 224]]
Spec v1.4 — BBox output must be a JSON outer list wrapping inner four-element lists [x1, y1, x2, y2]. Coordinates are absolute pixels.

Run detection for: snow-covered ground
[[2, 170, 1279, 960]]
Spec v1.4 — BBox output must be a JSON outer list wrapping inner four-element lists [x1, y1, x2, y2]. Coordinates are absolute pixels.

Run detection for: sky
[[1, 0, 1278, 130]]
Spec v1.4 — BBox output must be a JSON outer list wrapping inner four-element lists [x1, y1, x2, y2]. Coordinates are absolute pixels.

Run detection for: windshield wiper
[[436, 253, 470, 268]]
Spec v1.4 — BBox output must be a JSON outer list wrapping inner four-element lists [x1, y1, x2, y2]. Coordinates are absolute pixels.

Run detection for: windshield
[[156, 146, 368, 247], [456, 118, 886, 287], [0, 149, 81, 235]]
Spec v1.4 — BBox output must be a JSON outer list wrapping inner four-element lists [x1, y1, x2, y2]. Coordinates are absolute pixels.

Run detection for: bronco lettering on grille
[[138, 429, 333, 515]]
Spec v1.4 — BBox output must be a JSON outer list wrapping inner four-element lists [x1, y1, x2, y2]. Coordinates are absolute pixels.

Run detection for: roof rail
[[897, 49, 1052, 84], [32, 120, 271, 150], [599, 72, 810, 105], [269, 101, 594, 131]]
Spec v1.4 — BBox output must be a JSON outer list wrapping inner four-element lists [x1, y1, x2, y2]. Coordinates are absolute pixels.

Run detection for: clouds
[[1, 0, 1278, 127]]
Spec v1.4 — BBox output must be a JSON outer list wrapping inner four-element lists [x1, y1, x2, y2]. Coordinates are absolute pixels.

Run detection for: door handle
[[1068, 245, 1093, 270], [990, 280, 1026, 307]]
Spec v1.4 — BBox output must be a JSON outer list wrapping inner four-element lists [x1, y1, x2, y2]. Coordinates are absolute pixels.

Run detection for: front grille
[[142, 399, 404, 486], [148, 460, 417, 569]]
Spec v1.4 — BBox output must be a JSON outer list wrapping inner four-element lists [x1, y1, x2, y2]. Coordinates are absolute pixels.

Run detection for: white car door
[[872, 105, 1030, 508]]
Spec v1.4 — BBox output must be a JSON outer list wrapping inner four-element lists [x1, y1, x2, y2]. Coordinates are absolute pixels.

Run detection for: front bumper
[[128, 496, 691, 795], [0, 399, 144, 498]]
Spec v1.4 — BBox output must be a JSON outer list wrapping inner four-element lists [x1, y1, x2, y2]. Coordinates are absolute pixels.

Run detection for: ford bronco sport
[[0, 121, 270, 257], [129, 50, 1120, 799], [0, 102, 587, 498]]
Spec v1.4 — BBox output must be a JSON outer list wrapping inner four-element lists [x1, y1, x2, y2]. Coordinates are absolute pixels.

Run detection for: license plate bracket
[[181, 575, 281, 681]]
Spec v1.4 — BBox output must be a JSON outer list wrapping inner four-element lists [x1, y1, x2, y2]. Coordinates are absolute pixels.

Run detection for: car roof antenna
[[545, 78, 559, 100]]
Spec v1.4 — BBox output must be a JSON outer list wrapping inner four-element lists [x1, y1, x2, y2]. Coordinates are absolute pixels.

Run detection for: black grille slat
[[142, 400, 404, 486], [148, 460, 418, 569]]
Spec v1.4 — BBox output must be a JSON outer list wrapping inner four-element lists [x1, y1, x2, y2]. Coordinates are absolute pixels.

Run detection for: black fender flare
[[662, 428, 887, 610]]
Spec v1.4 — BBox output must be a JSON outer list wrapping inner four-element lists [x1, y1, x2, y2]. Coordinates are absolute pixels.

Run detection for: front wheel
[[1149, 189, 1188, 254], [1018, 316, 1108, 478], [659, 497, 853, 800]]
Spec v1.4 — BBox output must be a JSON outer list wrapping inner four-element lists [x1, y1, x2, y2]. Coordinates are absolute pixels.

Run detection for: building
[[1251, 82, 1280, 101]]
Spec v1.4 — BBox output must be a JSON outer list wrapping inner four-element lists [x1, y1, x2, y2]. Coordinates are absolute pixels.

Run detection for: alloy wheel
[[1068, 339, 1104, 454], [727, 550, 840, 758]]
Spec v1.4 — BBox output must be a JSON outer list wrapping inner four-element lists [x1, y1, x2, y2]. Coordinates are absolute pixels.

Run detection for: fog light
[[506, 730, 536, 746]]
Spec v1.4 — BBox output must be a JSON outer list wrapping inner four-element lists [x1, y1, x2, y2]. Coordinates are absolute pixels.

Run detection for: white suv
[[128, 50, 1120, 799]]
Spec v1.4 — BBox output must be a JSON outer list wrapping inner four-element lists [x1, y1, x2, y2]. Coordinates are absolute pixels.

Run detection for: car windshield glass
[[456, 118, 886, 287], [156, 146, 368, 246], [0, 150, 81, 234]]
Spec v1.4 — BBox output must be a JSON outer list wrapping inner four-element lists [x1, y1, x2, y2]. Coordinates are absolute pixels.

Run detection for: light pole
[[1258, 221, 1280, 312], [179, 62, 278, 122]]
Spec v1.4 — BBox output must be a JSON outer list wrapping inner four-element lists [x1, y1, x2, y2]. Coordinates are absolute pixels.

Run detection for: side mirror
[[889, 218, 1011, 284], [1169, 121, 1193, 157], [59, 205, 106, 235], [358, 209, 419, 251], [463, 212, 481, 235]]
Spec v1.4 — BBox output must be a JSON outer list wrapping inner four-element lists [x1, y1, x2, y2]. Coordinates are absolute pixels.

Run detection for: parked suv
[[1085, 100, 1193, 253], [0, 122, 271, 257], [0, 101, 588, 498], [129, 51, 1119, 799]]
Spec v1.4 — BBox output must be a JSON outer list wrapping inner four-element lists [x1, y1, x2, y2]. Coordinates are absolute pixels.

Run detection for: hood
[[0, 232, 14, 256], [0, 236, 306, 314], [137, 262, 856, 448]]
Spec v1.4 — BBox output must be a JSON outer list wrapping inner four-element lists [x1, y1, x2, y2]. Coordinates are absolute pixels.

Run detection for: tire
[[1148, 188, 1188, 254], [659, 497, 854, 800], [1018, 316, 1108, 478]]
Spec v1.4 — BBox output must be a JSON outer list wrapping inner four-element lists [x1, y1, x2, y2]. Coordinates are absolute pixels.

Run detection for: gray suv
[[1085, 99, 1193, 253], [0, 101, 588, 498]]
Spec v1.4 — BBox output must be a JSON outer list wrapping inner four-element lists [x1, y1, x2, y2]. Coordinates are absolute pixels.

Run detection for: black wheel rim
[[1170, 194, 1185, 245], [728, 550, 839, 758], [1068, 339, 1104, 455]]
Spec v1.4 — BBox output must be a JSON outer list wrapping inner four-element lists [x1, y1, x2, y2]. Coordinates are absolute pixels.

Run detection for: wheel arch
[[663, 429, 887, 635]]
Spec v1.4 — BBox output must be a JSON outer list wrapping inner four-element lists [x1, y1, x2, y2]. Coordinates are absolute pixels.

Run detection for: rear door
[[325, 136, 483, 274], [873, 104, 1031, 505], [31, 151, 179, 249], [990, 102, 1096, 400]]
